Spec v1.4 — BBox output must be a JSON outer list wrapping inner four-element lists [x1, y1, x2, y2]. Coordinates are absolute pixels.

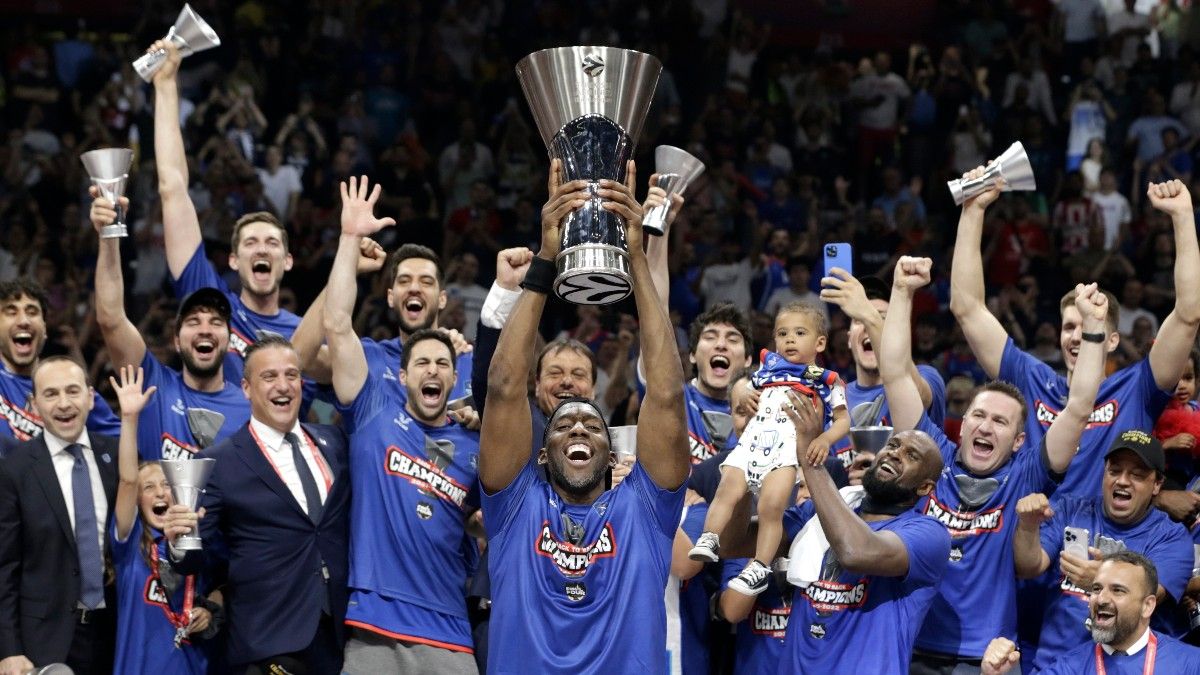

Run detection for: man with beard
[[880, 256, 1109, 672], [774, 390, 950, 674], [91, 193, 247, 459], [479, 160, 688, 673], [951, 172, 1200, 512], [152, 40, 302, 386], [0, 279, 119, 441], [981, 552, 1200, 674], [1013, 431, 1194, 670], [820, 270, 945, 469], [324, 177, 480, 673]]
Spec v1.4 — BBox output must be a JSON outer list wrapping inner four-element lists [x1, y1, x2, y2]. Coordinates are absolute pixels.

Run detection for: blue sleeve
[[1132, 357, 1173, 410], [721, 557, 752, 588], [896, 515, 951, 585], [470, 324, 499, 419], [481, 459, 540, 540], [627, 461, 687, 538], [1040, 494, 1071, 562], [916, 364, 947, 425], [338, 373, 386, 433], [110, 516, 140, 564], [171, 244, 229, 298], [997, 337, 1054, 393], [915, 412, 957, 466], [783, 500, 815, 540], [1147, 522, 1195, 601], [687, 450, 728, 502], [680, 502, 708, 542], [86, 392, 121, 437]]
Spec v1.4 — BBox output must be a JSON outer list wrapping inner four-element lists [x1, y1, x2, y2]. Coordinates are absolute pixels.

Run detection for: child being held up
[[689, 302, 849, 595]]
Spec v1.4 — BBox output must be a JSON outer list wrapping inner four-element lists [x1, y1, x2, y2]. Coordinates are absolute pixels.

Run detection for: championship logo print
[[535, 521, 617, 578], [803, 579, 869, 615], [564, 581, 587, 602], [924, 494, 1004, 538], [1034, 399, 1118, 429], [144, 576, 169, 608], [415, 501, 433, 520], [1059, 574, 1089, 600], [161, 432, 198, 461], [384, 446, 471, 509], [228, 328, 251, 357], [0, 394, 42, 440], [751, 606, 790, 637]]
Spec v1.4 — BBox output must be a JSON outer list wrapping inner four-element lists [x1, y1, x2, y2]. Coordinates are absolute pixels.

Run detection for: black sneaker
[[728, 559, 771, 596], [688, 531, 720, 562]]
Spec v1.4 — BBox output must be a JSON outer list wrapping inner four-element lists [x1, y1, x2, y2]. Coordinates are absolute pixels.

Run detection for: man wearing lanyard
[[982, 551, 1200, 674], [165, 336, 351, 674]]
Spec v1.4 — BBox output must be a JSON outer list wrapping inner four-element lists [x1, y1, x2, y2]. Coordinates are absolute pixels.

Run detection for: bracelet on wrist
[[520, 257, 557, 295], [1080, 331, 1106, 343]]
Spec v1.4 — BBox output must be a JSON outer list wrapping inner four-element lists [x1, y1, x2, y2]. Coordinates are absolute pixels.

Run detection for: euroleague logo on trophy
[[582, 53, 604, 77]]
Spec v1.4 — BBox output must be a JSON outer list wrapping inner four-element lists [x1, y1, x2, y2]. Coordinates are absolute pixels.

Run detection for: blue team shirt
[[832, 364, 947, 466], [137, 354, 248, 460], [340, 373, 480, 651], [1035, 632, 1200, 674], [667, 503, 710, 675], [1033, 494, 1194, 670], [361, 336, 473, 405], [172, 245, 302, 386], [637, 374, 735, 464], [721, 557, 791, 675], [482, 460, 685, 674], [999, 339, 1171, 496], [781, 501, 950, 675], [111, 518, 208, 674], [0, 361, 120, 441], [913, 414, 1060, 657]]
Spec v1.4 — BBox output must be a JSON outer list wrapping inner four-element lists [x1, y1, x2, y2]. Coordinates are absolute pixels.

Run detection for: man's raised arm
[[605, 164, 688, 490], [150, 40, 203, 279], [479, 160, 588, 493], [879, 257, 934, 431], [90, 191, 147, 370], [1044, 284, 1108, 473], [324, 177, 395, 405], [1146, 180, 1200, 391], [949, 168, 1010, 378]]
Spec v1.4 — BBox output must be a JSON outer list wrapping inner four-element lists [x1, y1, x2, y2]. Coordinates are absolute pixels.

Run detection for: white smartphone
[[1063, 526, 1090, 560]]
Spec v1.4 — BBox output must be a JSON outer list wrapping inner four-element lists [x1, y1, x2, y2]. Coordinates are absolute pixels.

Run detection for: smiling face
[[1088, 560, 1156, 647], [535, 346, 595, 416], [400, 336, 456, 424], [861, 429, 941, 506], [388, 257, 446, 336], [1102, 450, 1163, 524], [137, 463, 174, 531], [0, 292, 46, 375], [958, 390, 1026, 476], [540, 400, 615, 503], [1059, 303, 1118, 374], [175, 308, 230, 380], [242, 343, 302, 434], [31, 359, 94, 442], [690, 321, 751, 399], [229, 220, 293, 300]]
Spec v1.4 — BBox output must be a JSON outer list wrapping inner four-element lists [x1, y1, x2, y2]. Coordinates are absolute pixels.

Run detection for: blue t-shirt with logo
[[340, 373, 480, 651], [111, 518, 208, 674], [360, 336, 473, 405], [667, 502, 710, 675], [721, 557, 791, 675], [1033, 493, 1194, 671], [832, 364, 946, 467], [912, 414, 1060, 657], [999, 338, 1171, 496], [136, 354, 247, 460], [1036, 631, 1200, 674], [0, 361, 120, 441], [636, 373, 735, 464], [482, 460, 685, 674], [781, 501, 949, 674]]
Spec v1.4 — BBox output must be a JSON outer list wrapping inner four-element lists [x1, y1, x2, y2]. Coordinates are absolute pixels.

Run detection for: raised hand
[[540, 159, 589, 259], [818, 269, 876, 320], [784, 389, 825, 450], [980, 638, 1020, 675], [960, 163, 1005, 212], [356, 237, 386, 275], [496, 247, 534, 291], [643, 172, 685, 231], [109, 365, 157, 417], [1015, 493, 1053, 529], [893, 256, 933, 291], [438, 327, 474, 355], [149, 39, 182, 85], [1072, 282, 1108, 331], [340, 175, 396, 237], [1146, 179, 1194, 218]]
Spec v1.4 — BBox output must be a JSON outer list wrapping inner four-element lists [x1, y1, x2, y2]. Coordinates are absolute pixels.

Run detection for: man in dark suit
[[166, 335, 350, 675], [0, 356, 117, 675]]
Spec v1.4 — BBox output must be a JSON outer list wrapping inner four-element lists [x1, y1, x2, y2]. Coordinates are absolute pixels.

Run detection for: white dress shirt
[[45, 430, 108, 608], [1100, 627, 1151, 655], [250, 418, 330, 515]]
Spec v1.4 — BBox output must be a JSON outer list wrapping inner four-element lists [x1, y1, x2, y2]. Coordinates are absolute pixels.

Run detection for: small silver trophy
[[516, 46, 662, 305], [161, 458, 216, 551], [609, 425, 638, 459], [947, 141, 1037, 206], [132, 3, 221, 82], [643, 145, 705, 237], [80, 148, 133, 239], [849, 425, 894, 455]]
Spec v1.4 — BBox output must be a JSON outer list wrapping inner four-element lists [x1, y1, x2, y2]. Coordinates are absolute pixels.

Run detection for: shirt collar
[[1101, 627, 1152, 655], [250, 417, 303, 452], [44, 430, 91, 458]]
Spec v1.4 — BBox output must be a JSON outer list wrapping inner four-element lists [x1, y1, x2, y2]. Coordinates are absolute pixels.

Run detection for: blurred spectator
[[257, 146, 303, 222]]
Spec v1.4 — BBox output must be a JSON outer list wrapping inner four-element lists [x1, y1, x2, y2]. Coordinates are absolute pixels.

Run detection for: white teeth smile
[[566, 443, 592, 461], [710, 356, 730, 369], [271, 397, 291, 406]]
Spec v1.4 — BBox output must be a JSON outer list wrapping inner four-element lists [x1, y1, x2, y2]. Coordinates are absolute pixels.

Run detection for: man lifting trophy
[[516, 46, 661, 305]]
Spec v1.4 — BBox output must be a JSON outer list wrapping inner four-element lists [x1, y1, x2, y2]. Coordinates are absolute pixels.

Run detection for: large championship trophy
[[161, 458, 216, 551], [643, 145, 705, 236], [947, 141, 1037, 205], [516, 47, 662, 305], [131, 3, 221, 82], [80, 148, 133, 238]]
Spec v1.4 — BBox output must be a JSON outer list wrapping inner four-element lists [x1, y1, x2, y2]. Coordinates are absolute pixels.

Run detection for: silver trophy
[[849, 425, 894, 455], [609, 425, 638, 459], [947, 141, 1037, 206], [643, 145, 705, 236], [161, 458, 216, 551], [132, 3, 221, 82], [516, 46, 662, 305], [80, 148, 133, 239]]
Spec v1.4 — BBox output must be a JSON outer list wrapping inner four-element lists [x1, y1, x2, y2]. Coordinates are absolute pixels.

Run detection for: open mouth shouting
[[193, 337, 217, 357], [564, 442, 594, 468], [969, 437, 995, 464], [419, 380, 444, 407], [1091, 604, 1117, 630], [251, 258, 273, 284], [709, 355, 731, 379], [10, 330, 36, 359], [876, 456, 900, 479], [1110, 487, 1133, 511], [402, 295, 426, 323], [151, 500, 170, 517], [270, 394, 294, 412]]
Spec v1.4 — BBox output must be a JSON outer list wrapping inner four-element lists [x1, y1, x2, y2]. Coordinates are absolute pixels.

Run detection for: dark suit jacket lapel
[[233, 427, 309, 521], [29, 440, 76, 551]]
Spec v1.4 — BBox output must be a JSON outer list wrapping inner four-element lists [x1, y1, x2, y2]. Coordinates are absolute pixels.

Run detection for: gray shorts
[[343, 627, 478, 675]]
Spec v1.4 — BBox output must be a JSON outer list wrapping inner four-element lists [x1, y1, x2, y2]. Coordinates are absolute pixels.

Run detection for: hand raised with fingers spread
[[109, 365, 157, 417], [540, 158, 589, 259], [340, 175, 396, 237]]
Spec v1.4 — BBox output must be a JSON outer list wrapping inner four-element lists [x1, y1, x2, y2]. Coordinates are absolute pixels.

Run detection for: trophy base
[[99, 224, 128, 239], [555, 244, 632, 305], [175, 535, 202, 551], [642, 208, 668, 237]]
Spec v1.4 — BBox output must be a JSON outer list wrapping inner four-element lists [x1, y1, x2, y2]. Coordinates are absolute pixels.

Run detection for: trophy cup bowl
[[132, 3, 221, 82], [947, 141, 1037, 206], [849, 425, 894, 455], [644, 145, 705, 236], [80, 148, 133, 239], [161, 458, 216, 551], [609, 425, 638, 459], [516, 46, 662, 305]]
